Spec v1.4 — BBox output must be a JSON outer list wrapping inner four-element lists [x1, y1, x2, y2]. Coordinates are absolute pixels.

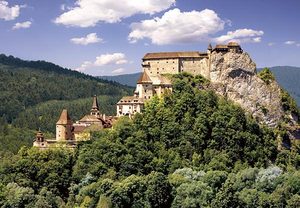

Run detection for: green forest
[[0, 73, 300, 207], [0, 54, 133, 153]]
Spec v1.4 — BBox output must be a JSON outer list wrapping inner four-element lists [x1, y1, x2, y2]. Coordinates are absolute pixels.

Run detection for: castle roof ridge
[[143, 51, 206, 60]]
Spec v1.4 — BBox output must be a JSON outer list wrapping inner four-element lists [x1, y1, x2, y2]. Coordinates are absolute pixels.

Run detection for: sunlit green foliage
[[258, 67, 275, 85]]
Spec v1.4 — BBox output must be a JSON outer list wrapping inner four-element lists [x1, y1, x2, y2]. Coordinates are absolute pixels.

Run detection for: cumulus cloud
[[297, 44, 300, 47], [70, 33, 103, 45], [55, 0, 175, 27], [95, 53, 127, 66], [0, 1, 21, 20], [214, 29, 264, 44], [285, 41, 296, 45], [12, 21, 31, 30], [129, 8, 225, 45], [75, 53, 128, 71], [112, 68, 125, 74]]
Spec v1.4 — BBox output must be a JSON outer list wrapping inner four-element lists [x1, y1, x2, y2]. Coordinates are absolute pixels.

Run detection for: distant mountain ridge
[[100, 66, 300, 106], [258, 66, 300, 105], [99, 72, 142, 87]]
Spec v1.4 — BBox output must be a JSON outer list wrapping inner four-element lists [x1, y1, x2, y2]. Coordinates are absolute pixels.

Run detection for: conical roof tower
[[137, 70, 152, 84], [56, 109, 72, 125]]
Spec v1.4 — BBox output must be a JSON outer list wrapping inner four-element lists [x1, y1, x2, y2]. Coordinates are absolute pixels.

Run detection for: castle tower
[[90, 95, 101, 117], [33, 129, 48, 148], [136, 70, 153, 100], [35, 129, 45, 142], [56, 109, 74, 141]]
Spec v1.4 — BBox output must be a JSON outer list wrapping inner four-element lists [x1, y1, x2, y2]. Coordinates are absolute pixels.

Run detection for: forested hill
[[267, 66, 300, 105], [0, 54, 133, 123], [0, 74, 300, 207], [0, 54, 106, 80]]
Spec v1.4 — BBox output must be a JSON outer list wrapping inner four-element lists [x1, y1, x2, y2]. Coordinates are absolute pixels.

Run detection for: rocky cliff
[[208, 51, 298, 132]]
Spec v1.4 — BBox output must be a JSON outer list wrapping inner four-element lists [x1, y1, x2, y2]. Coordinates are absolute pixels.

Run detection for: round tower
[[56, 109, 74, 141], [136, 70, 153, 100]]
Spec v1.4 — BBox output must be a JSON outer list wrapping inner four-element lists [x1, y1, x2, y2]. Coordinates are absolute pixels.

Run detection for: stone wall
[[143, 58, 180, 75], [181, 57, 210, 78]]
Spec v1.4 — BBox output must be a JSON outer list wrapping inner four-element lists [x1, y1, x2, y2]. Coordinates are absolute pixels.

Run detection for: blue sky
[[0, 0, 300, 76]]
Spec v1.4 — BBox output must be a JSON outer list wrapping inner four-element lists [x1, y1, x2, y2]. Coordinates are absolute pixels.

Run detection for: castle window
[[148, 96, 151, 99], [145, 90, 147, 93], [157, 72, 159, 74], [166, 61, 168, 63], [144, 96, 147, 99]]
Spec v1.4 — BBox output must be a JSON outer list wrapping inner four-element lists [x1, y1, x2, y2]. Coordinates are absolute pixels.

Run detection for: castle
[[33, 96, 114, 149], [34, 42, 243, 148], [117, 42, 242, 116]]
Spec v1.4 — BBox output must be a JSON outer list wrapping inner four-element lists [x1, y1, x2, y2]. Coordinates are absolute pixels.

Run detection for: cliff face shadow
[[228, 68, 255, 79]]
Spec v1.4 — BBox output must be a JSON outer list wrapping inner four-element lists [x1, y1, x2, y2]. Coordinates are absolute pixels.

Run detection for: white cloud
[[75, 53, 128, 71], [285, 41, 296, 45], [297, 44, 300, 47], [112, 68, 125, 74], [75, 61, 92, 71], [214, 29, 264, 44], [129, 8, 225, 45], [0, 1, 21, 20], [268, 42, 275, 46], [55, 0, 175, 27], [70, 33, 103, 45], [95, 53, 127, 66], [12, 21, 32, 30]]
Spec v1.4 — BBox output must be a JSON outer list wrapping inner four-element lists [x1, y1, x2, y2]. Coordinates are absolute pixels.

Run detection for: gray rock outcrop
[[208, 51, 292, 128]]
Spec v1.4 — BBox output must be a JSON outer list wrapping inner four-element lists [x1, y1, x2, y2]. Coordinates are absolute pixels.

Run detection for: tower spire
[[90, 95, 101, 117]]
